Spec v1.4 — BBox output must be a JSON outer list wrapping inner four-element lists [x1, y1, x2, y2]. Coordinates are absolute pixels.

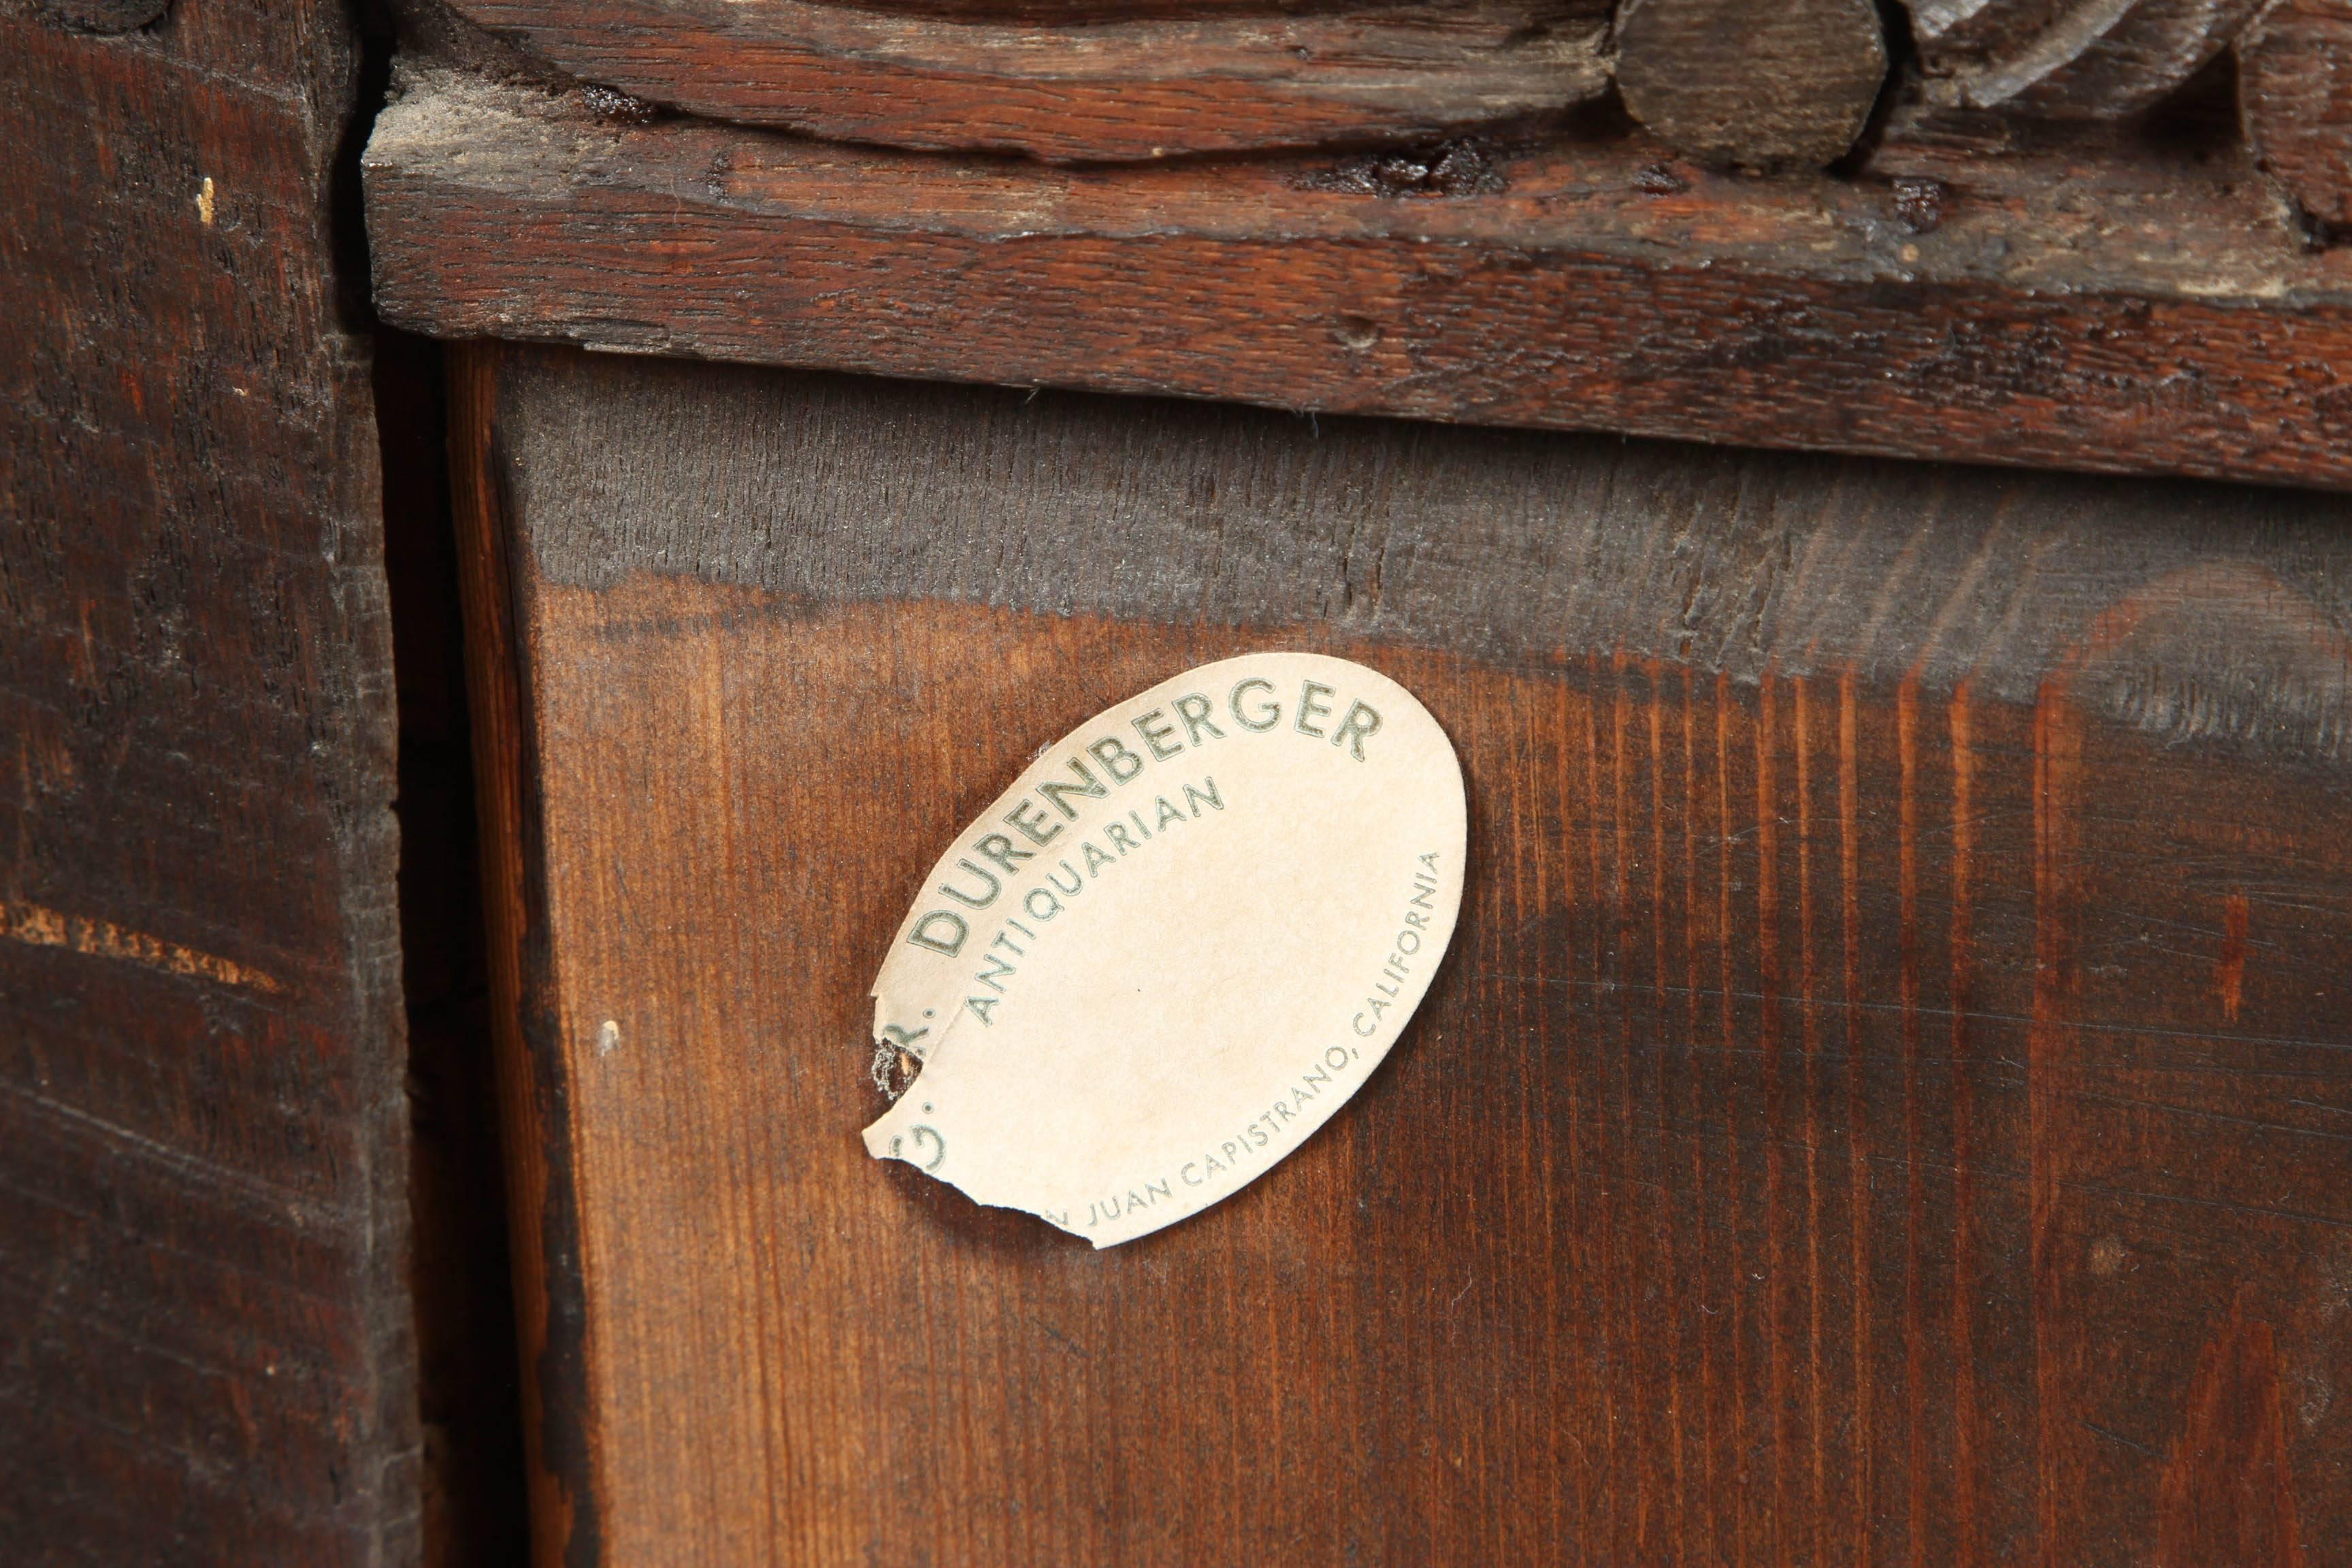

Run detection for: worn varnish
[[0, 4, 417, 1564], [457, 341, 2352, 1567], [366, 67, 2352, 493], [429, 0, 1612, 161]]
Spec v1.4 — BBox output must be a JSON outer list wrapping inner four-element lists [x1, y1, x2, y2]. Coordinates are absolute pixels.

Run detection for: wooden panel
[[366, 68, 2352, 493], [435, 0, 1612, 161], [458, 340, 2352, 1567], [0, 6, 418, 1564]]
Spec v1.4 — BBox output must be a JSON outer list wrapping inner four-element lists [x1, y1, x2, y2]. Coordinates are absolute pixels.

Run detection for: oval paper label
[[864, 651, 1465, 1247]]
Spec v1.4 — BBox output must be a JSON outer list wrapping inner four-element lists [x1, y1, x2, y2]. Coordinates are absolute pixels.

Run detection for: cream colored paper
[[862, 652, 1466, 1247]]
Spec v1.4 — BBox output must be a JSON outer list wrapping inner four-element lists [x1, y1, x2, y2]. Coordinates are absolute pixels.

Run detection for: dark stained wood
[[366, 68, 2352, 492], [458, 339, 2352, 1567], [0, 5, 419, 1565], [1908, 0, 2266, 118], [432, 0, 1612, 161], [2242, 0, 2352, 230], [1614, 0, 1888, 167]]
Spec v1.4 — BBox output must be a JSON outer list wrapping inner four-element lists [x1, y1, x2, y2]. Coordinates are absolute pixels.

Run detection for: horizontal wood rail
[[368, 67, 2352, 491]]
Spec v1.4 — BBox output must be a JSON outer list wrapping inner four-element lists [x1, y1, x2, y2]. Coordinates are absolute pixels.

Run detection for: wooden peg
[[1614, 0, 1889, 168]]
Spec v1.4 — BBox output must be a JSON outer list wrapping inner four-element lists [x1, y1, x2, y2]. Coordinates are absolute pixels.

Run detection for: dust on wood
[[1291, 138, 1505, 198]]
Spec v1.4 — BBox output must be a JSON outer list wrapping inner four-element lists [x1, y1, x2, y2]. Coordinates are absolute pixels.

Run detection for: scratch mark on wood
[[0, 896, 285, 994]]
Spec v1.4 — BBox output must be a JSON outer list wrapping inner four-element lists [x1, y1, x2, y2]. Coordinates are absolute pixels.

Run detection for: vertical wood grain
[[457, 346, 2352, 1565]]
